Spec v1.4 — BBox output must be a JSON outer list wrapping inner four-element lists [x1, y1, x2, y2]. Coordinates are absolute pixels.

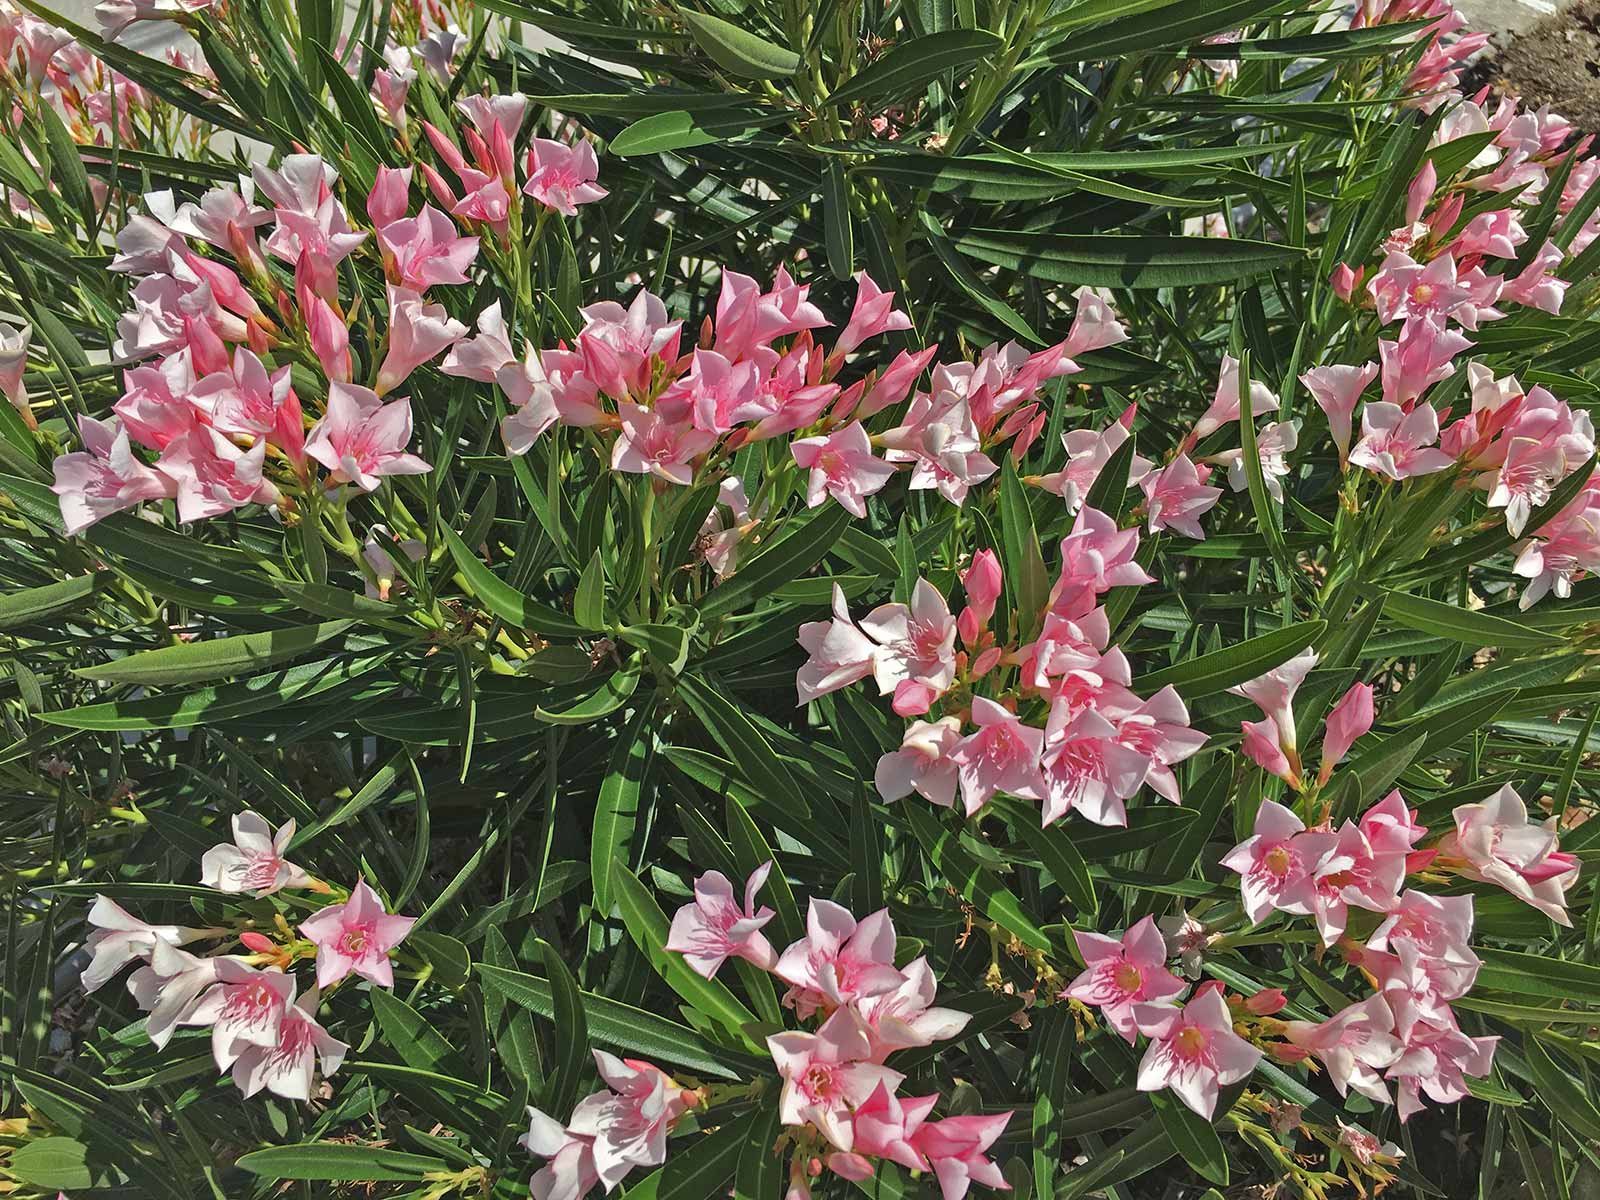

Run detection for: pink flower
[[1064, 916, 1185, 1043], [1134, 988, 1263, 1119], [1220, 800, 1333, 924], [1350, 402, 1455, 481], [1241, 717, 1298, 786], [1453, 207, 1526, 259], [858, 580, 958, 715], [1190, 355, 1279, 444], [1213, 418, 1297, 503], [792, 422, 897, 518], [82, 895, 209, 993], [128, 939, 227, 1050], [856, 345, 939, 420], [1386, 1013, 1498, 1122], [607, 402, 710, 485], [1037, 413, 1148, 514], [378, 205, 480, 292], [768, 1007, 905, 1150], [854, 957, 970, 1059], [1139, 454, 1221, 539], [657, 347, 765, 434], [1104, 686, 1206, 805], [181, 959, 294, 1075], [1437, 783, 1580, 924], [1039, 704, 1152, 828], [522, 1106, 600, 1200], [305, 382, 432, 491], [1369, 252, 1474, 326], [834, 272, 911, 358], [0, 320, 30, 420], [376, 286, 468, 394], [1330, 263, 1364, 302], [851, 1083, 936, 1171], [579, 290, 681, 399], [712, 266, 827, 360], [876, 717, 963, 808], [911, 1112, 1012, 1200], [299, 879, 416, 989], [458, 92, 528, 150], [1503, 239, 1568, 314], [52, 416, 177, 534], [1048, 505, 1154, 617], [1064, 285, 1129, 357], [371, 58, 414, 132], [1228, 647, 1317, 751], [774, 900, 905, 1017], [1306, 820, 1403, 946], [666, 863, 779, 978], [880, 391, 997, 507], [796, 583, 878, 704], [566, 1053, 688, 1191], [1367, 889, 1481, 1001], [366, 164, 413, 229], [225, 986, 347, 1101], [1378, 317, 1472, 407], [958, 549, 1003, 640], [1300, 362, 1378, 460], [948, 697, 1046, 815], [200, 811, 311, 896], [442, 301, 516, 382], [523, 138, 607, 216], [1319, 683, 1374, 781], [189, 347, 305, 463], [157, 426, 279, 523]]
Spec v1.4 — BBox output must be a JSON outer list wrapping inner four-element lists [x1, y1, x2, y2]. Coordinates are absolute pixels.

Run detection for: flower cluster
[[802, 518, 1205, 828], [80, 811, 414, 1100], [665, 869, 1009, 1200]]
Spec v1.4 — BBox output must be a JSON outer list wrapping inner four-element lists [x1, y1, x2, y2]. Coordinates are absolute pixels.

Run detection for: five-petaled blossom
[[665, 863, 779, 978], [299, 880, 417, 989]]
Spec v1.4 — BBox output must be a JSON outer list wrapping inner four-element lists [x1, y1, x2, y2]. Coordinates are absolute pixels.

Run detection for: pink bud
[[1319, 683, 1374, 782], [1246, 988, 1288, 1016], [1406, 160, 1437, 225], [1268, 1042, 1311, 1064], [892, 680, 938, 717], [239, 931, 277, 953], [367, 165, 413, 229], [1331, 263, 1363, 302], [1241, 717, 1297, 786], [962, 549, 1003, 624], [305, 295, 351, 384], [972, 645, 1002, 678]]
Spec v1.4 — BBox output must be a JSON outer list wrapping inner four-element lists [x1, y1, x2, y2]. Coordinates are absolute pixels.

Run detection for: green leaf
[[1000, 458, 1050, 642], [734, 1104, 783, 1200], [6, 1137, 124, 1190], [824, 159, 854, 281], [951, 230, 1302, 289], [827, 30, 1002, 107], [905, 805, 1055, 953], [611, 864, 760, 1044], [1474, 948, 1600, 1001], [698, 502, 853, 619], [618, 623, 693, 675], [1524, 1035, 1600, 1142], [996, 797, 1098, 916], [1382, 590, 1563, 650], [535, 657, 642, 724], [370, 988, 472, 1078], [724, 793, 804, 947], [658, 1108, 761, 1200], [919, 210, 1043, 343], [443, 524, 584, 634], [677, 673, 806, 813], [37, 102, 92, 227], [483, 928, 543, 1090], [0, 572, 108, 630], [610, 107, 785, 155], [539, 936, 587, 1114], [73, 621, 353, 687], [593, 701, 656, 915], [1151, 1091, 1228, 1186], [235, 1143, 445, 1181], [575, 550, 607, 630], [476, 964, 761, 1079], [1136, 621, 1325, 699], [682, 10, 800, 78]]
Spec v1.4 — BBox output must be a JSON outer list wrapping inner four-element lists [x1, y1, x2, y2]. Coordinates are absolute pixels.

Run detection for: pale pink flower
[[1513, 484, 1600, 608], [579, 290, 681, 399], [226, 986, 346, 1101], [0, 319, 29, 419], [305, 382, 432, 491], [666, 863, 779, 978], [1367, 889, 1481, 1001], [1319, 683, 1374, 781], [1452, 208, 1526, 259], [611, 402, 715, 486], [1228, 648, 1317, 751], [1038, 413, 1148, 513], [1220, 800, 1333, 924], [834, 272, 912, 358], [912, 1112, 1012, 1200], [379, 205, 480, 292], [1502, 240, 1568, 314], [418, 26, 464, 81], [1306, 820, 1401, 945], [1368, 252, 1474, 326], [522, 1106, 600, 1200], [81, 895, 209, 993], [1241, 716, 1298, 785], [858, 579, 958, 715], [1103, 686, 1206, 805], [362, 524, 425, 600], [189, 346, 305, 462], [1377, 317, 1472, 407], [1437, 783, 1580, 924], [1300, 362, 1378, 460], [569, 1052, 688, 1190], [876, 717, 963, 808], [1048, 505, 1154, 617], [1350, 401, 1455, 481], [166, 181, 273, 258], [1139, 454, 1221, 539], [768, 1007, 905, 1150], [1214, 419, 1297, 504], [712, 266, 827, 361], [948, 697, 1046, 815], [1064, 285, 1129, 356], [880, 391, 998, 507], [856, 345, 939, 420], [376, 286, 467, 394], [157, 426, 279, 523], [792, 421, 896, 518], [371, 54, 415, 131], [1039, 704, 1152, 828], [1359, 790, 1428, 864], [1064, 916, 1185, 1043], [774, 900, 904, 1017], [305, 293, 352, 383], [851, 1083, 936, 1171], [854, 957, 970, 1059], [1190, 354, 1279, 444], [366, 165, 413, 229], [299, 879, 416, 989], [442, 301, 516, 382], [1134, 989, 1263, 1119], [200, 811, 311, 896], [127, 939, 227, 1050], [1386, 1014, 1498, 1121], [523, 139, 607, 215], [796, 584, 876, 704], [457, 92, 528, 148], [52, 415, 177, 534], [181, 959, 294, 1074]]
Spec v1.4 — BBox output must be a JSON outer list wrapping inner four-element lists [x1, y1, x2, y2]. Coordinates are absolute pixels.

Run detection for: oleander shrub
[[3, 0, 1600, 1196]]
